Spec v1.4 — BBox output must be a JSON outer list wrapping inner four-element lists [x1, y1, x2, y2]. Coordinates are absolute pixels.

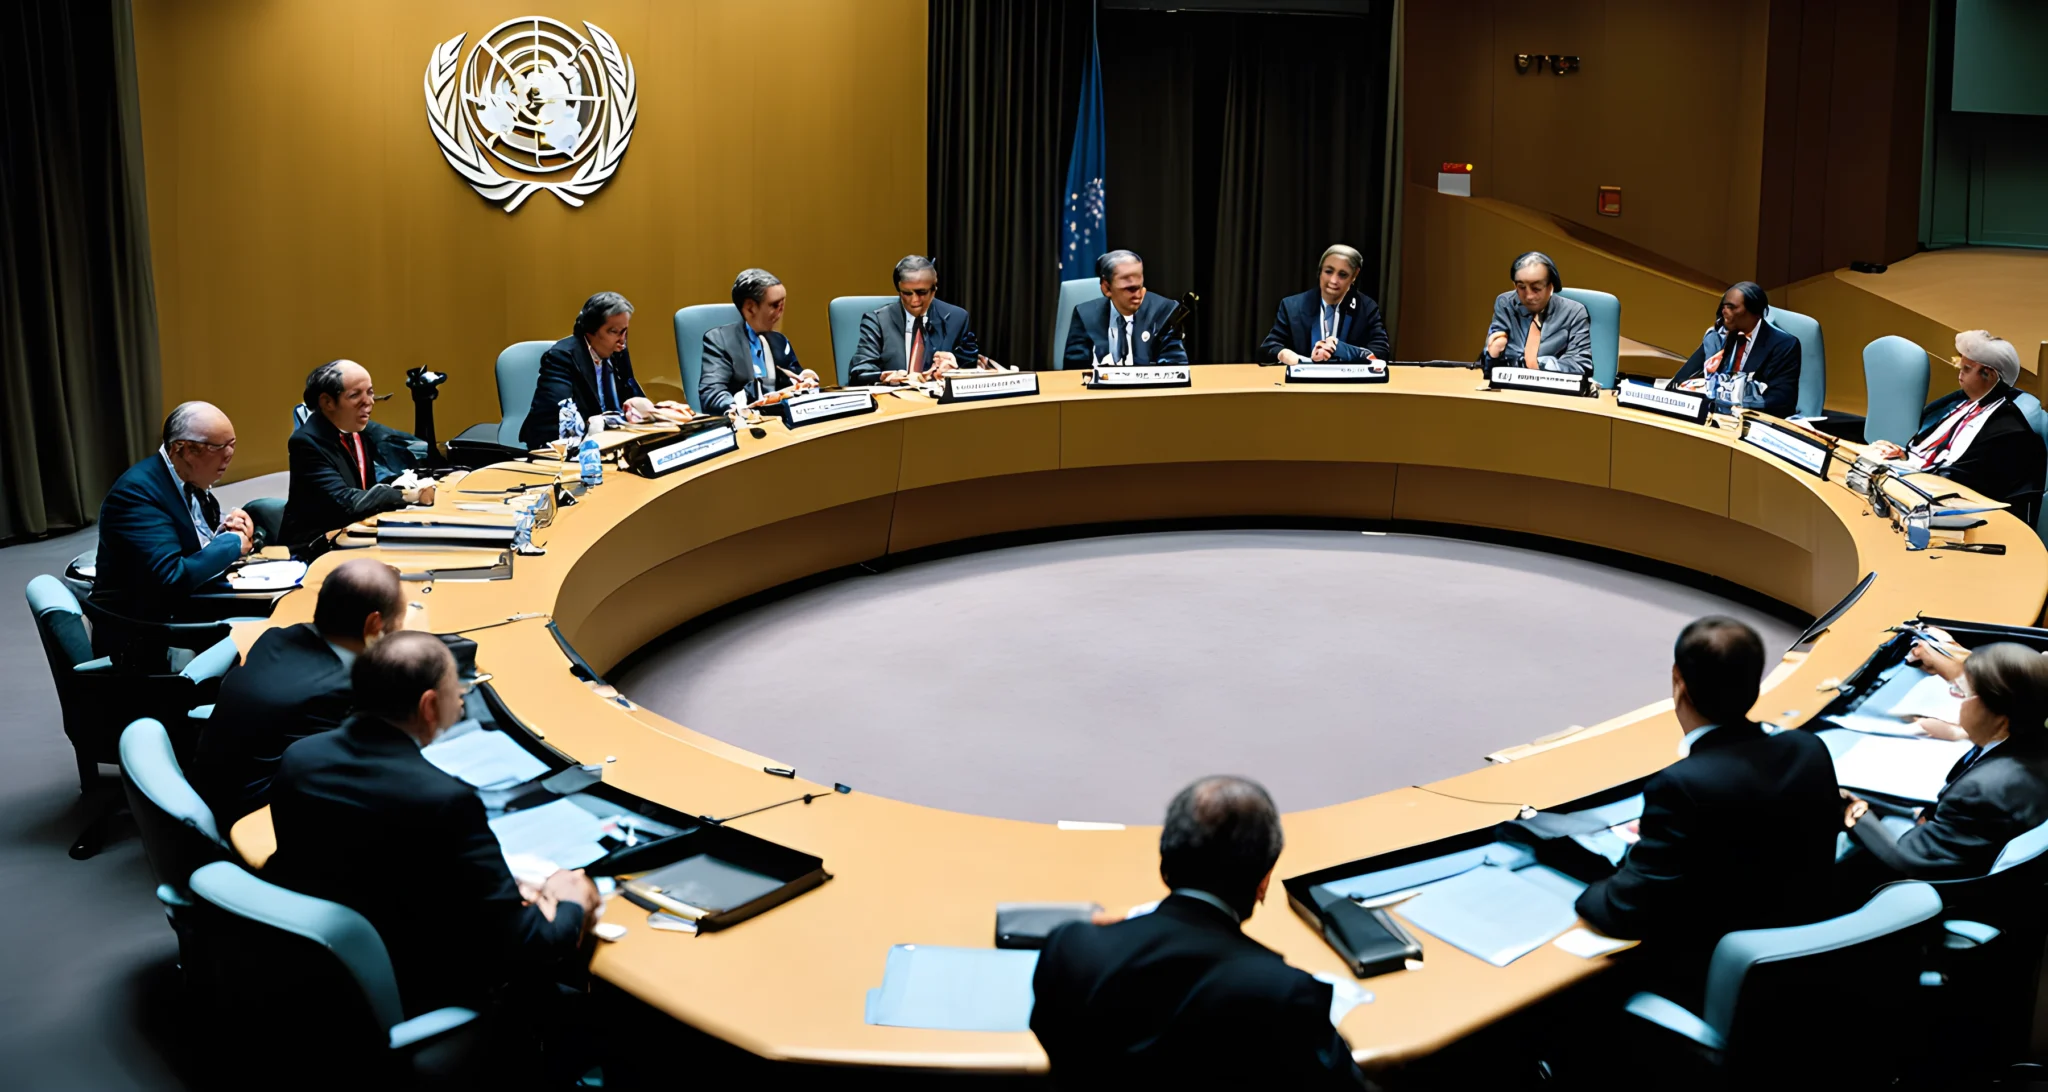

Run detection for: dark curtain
[[928, 0, 1095, 372], [0, 0, 161, 542], [1098, 8, 1394, 363]]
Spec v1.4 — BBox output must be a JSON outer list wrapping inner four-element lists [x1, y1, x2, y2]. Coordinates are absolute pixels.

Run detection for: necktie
[[747, 331, 767, 395], [1323, 302, 1336, 344], [909, 319, 926, 374], [1725, 333, 1748, 375], [1124, 317, 1136, 364], [342, 432, 368, 489], [598, 361, 619, 413], [186, 483, 220, 530], [1522, 314, 1543, 368]]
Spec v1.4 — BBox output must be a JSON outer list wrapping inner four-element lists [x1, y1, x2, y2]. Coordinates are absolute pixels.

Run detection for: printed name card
[[784, 389, 878, 428], [1285, 361, 1388, 384], [1086, 365, 1192, 389], [940, 370, 1040, 403], [1487, 366, 1593, 397], [1614, 380, 1709, 424], [1740, 418, 1831, 477], [632, 425, 739, 477]]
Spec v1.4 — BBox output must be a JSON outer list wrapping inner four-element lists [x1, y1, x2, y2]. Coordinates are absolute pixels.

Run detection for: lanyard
[[1320, 298, 1341, 343], [1914, 397, 1997, 467]]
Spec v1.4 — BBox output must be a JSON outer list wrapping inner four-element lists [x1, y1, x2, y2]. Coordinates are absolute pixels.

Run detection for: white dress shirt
[[159, 446, 217, 545]]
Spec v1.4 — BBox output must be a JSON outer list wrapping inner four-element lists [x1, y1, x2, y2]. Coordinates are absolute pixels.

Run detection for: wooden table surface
[[229, 365, 2048, 1071]]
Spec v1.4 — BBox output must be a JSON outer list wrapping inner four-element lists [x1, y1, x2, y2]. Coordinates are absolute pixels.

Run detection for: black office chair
[[244, 496, 286, 548], [25, 575, 238, 858]]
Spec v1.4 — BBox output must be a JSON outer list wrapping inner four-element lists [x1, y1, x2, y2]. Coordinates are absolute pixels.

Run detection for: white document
[[227, 559, 308, 590], [1827, 711, 1930, 738], [1820, 730, 1973, 803], [1878, 673, 1965, 722], [488, 798, 610, 873], [1311, 972, 1375, 1026], [1553, 928, 1634, 959], [421, 726, 549, 790]]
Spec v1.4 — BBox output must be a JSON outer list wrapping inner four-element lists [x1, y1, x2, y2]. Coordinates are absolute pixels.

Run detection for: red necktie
[[909, 321, 926, 374], [1522, 316, 1543, 367], [343, 432, 368, 489]]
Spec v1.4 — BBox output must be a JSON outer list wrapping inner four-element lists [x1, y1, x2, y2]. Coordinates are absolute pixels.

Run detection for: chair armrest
[[180, 636, 240, 684], [188, 704, 214, 720], [388, 1006, 478, 1051], [1624, 991, 1725, 1051], [74, 657, 117, 675], [155, 883, 192, 910], [1944, 919, 2001, 947]]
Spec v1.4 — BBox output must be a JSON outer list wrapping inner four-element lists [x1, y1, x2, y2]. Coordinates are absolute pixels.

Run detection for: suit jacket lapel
[[149, 456, 202, 552], [885, 301, 910, 371]]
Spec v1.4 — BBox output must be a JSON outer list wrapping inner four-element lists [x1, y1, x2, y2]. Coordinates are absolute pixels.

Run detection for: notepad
[[863, 945, 1040, 1031], [1393, 864, 1585, 967], [227, 560, 308, 591], [1824, 711, 1929, 738], [488, 798, 609, 872], [422, 725, 549, 790], [1819, 729, 1973, 803], [1875, 672, 1965, 723]]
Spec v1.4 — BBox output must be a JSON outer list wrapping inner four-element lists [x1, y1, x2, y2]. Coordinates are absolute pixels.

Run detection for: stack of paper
[[422, 724, 549, 790], [1819, 729, 1973, 803], [1875, 673, 1965, 722], [227, 560, 308, 591], [864, 945, 1041, 1031], [1319, 842, 1532, 903], [488, 798, 610, 874], [1393, 864, 1587, 967]]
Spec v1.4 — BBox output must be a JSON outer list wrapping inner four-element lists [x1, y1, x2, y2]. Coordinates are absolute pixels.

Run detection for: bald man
[[95, 401, 255, 623], [193, 558, 408, 822], [281, 359, 434, 546]]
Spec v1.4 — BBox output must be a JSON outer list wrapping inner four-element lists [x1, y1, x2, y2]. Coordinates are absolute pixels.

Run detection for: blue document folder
[[1319, 841, 1535, 902], [863, 945, 1040, 1032]]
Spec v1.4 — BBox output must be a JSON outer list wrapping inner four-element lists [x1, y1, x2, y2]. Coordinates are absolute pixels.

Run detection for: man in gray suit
[[848, 255, 983, 385], [699, 268, 820, 414], [1480, 251, 1593, 374]]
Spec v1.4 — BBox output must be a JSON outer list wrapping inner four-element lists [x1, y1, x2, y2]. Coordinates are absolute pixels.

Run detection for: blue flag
[[1059, 19, 1106, 282]]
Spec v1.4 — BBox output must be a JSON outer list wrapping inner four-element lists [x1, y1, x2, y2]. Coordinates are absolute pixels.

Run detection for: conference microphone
[[703, 782, 853, 826], [1161, 291, 1200, 340]]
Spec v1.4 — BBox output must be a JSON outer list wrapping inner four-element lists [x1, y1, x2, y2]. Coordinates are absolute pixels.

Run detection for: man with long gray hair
[[519, 290, 673, 448], [1866, 329, 2047, 506]]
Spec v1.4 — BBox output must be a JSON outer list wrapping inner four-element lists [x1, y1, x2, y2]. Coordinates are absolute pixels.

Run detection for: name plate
[[939, 370, 1040, 404], [1285, 361, 1388, 384], [625, 424, 739, 477], [1488, 366, 1593, 397], [1740, 418, 1831, 478], [1615, 379, 1709, 424], [1086, 364, 1192, 389], [784, 389, 878, 428]]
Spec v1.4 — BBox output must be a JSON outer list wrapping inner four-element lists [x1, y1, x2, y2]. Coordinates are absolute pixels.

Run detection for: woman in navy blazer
[[1259, 244, 1391, 365]]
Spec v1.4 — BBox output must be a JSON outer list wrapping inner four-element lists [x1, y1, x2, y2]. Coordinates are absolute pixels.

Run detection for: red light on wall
[[1597, 186, 1621, 217], [1440, 162, 1473, 174]]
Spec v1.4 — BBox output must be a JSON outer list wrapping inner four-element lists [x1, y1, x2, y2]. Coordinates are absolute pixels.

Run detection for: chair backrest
[[2009, 392, 2048, 539], [1557, 287, 1621, 389], [291, 403, 311, 430], [1051, 278, 1099, 370], [1761, 306, 1827, 419], [1863, 335, 1931, 446], [1993, 817, 2048, 874], [120, 717, 228, 892], [493, 340, 552, 448], [829, 296, 896, 386], [26, 574, 93, 676], [673, 304, 742, 407], [1703, 881, 1940, 1063], [188, 860, 407, 1034], [244, 497, 286, 547]]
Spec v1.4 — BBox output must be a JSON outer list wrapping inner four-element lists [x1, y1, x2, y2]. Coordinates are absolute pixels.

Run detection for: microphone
[[704, 782, 853, 825], [1161, 292, 1199, 341]]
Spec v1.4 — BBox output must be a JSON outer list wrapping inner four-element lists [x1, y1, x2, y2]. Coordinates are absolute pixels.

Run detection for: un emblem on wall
[[424, 17, 638, 212]]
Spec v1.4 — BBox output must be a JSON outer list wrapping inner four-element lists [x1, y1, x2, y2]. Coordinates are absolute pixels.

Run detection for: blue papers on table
[[422, 722, 549, 790], [864, 945, 1039, 1031], [1819, 729, 1972, 803], [1561, 795, 1645, 866], [1317, 841, 1531, 903], [1394, 862, 1588, 967], [489, 798, 609, 876]]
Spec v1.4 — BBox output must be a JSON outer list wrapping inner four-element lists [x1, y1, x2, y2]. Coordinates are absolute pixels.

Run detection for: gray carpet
[[0, 473, 281, 1091], [617, 531, 1802, 826]]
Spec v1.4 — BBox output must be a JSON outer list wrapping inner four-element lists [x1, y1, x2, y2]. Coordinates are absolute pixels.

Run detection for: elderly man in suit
[[847, 255, 983, 385], [1061, 249, 1189, 369], [94, 401, 254, 625], [280, 359, 433, 545], [519, 291, 675, 449], [1479, 251, 1593, 374], [699, 268, 820, 415], [1668, 282, 1803, 417], [1864, 330, 2047, 507], [192, 557, 407, 823], [1031, 775, 1369, 1088]]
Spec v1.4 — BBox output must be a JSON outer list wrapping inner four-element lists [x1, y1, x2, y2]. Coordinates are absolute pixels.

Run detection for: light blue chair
[[1558, 286, 1620, 389], [1863, 336, 1931, 447], [829, 296, 895, 386], [2009, 392, 2048, 538], [187, 860, 482, 1072], [1764, 305, 1827, 419], [1050, 278, 1098, 370], [489, 340, 550, 447], [1623, 881, 1940, 1080], [674, 304, 742, 409], [120, 717, 228, 965]]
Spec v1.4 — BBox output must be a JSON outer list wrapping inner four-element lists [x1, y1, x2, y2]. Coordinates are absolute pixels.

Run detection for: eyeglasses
[[1948, 678, 1976, 701], [178, 438, 237, 452]]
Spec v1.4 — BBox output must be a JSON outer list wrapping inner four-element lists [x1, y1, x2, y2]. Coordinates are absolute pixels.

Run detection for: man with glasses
[[848, 254, 983, 385], [281, 359, 433, 546], [95, 401, 254, 621]]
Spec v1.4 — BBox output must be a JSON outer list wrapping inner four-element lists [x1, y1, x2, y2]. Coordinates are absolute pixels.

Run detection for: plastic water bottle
[[579, 428, 603, 487], [556, 398, 583, 442], [512, 508, 535, 551]]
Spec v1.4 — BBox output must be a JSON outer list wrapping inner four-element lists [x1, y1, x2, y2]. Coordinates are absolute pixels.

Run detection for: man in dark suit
[[1865, 330, 2047, 507], [1669, 282, 1804, 418], [1061, 249, 1189, 369], [847, 255, 982, 385], [280, 360, 433, 545], [699, 268, 818, 415], [191, 557, 406, 823], [95, 401, 255, 623], [1032, 776, 1369, 1088], [1575, 617, 1843, 1002], [518, 291, 661, 449], [268, 631, 598, 1015], [1260, 244, 1391, 365]]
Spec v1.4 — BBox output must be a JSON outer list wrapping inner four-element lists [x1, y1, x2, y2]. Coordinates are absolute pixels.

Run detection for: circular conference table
[[230, 364, 2048, 1073]]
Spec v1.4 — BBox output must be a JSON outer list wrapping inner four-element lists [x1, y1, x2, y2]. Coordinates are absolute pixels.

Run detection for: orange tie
[[909, 321, 926, 375], [1522, 316, 1543, 369]]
